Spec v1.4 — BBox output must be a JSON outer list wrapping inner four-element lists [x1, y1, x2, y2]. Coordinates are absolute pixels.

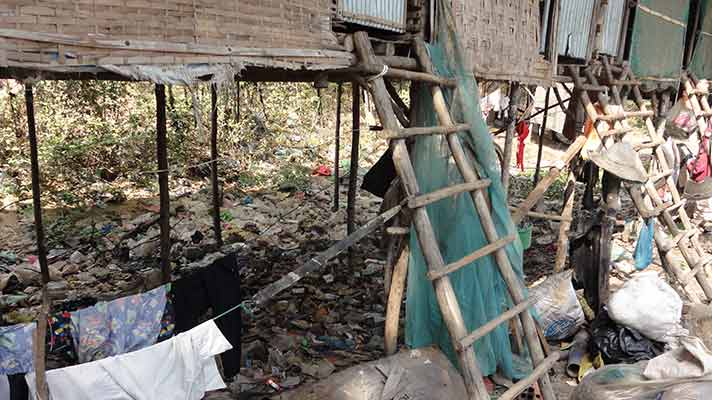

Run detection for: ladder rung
[[680, 255, 712, 286], [409, 180, 491, 209], [652, 201, 673, 217], [575, 83, 608, 92], [609, 79, 641, 86], [386, 227, 409, 235], [650, 169, 673, 184], [666, 199, 687, 214], [634, 139, 665, 150], [384, 123, 471, 139], [497, 352, 560, 400], [428, 234, 516, 281], [675, 229, 699, 245], [457, 297, 535, 351], [701, 111, 712, 118], [598, 110, 655, 121], [599, 126, 634, 138], [507, 207, 573, 222]]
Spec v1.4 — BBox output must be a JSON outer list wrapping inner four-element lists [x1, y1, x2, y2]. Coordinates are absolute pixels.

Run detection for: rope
[[367, 64, 389, 82]]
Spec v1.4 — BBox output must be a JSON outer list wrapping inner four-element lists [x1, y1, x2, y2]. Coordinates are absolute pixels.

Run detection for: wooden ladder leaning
[[567, 57, 712, 304], [352, 31, 559, 400]]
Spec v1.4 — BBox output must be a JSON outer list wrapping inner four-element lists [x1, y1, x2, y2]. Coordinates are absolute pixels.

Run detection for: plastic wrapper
[[590, 309, 664, 364]]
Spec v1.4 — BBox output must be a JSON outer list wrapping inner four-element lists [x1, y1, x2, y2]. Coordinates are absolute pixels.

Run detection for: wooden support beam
[[25, 82, 49, 400], [502, 84, 521, 197], [554, 171, 577, 273], [358, 63, 457, 87], [596, 110, 655, 121], [253, 204, 403, 306], [533, 88, 550, 185], [333, 83, 343, 211], [155, 84, 171, 283], [210, 84, 223, 248], [498, 352, 560, 400], [384, 123, 471, 139]]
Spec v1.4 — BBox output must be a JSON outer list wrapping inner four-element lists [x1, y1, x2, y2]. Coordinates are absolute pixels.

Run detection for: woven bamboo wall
[[0, 0, 343, 70], [451, 0, 551, 83]]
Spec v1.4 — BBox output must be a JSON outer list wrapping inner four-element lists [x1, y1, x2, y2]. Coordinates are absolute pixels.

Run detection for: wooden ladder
[[352, 32, 558, 400], [567, 57, 712, 304]]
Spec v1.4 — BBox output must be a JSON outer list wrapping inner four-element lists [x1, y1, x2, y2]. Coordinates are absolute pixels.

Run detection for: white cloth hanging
[[26, 320, 231, 400]]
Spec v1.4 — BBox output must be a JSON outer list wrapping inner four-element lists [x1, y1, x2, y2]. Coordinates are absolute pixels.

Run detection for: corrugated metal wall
[[689, 0, 712, 79], [556, 0, 596, 59], [601, 0, 626, 55], [336, 0, 407, 33]]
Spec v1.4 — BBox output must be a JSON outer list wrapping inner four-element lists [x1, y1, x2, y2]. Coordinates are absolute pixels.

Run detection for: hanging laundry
[[26, 320, 231, 400], [515, 121, 529, 171], [0, 323, 36, 375], [70, 284, 167, 363], [688, 135, 711, 183], [634, 219, 655, 270], [5, 374, 29, 400], [173, 253, 241, 379]]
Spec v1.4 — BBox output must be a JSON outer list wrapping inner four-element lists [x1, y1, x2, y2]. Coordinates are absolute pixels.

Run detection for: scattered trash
[[644, 336, 712, 380]]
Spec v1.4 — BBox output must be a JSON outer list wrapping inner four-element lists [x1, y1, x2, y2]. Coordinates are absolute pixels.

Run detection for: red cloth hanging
[[688, 135, 712, 183], [516, 121, 530, 171]]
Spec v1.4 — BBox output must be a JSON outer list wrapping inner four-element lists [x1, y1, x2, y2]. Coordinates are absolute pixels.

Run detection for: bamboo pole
[[384, 245, 408, 355], [333, 83, 343, 211], [412, 37, 556, 400], [554, 170, 577, 272], [502, 83, 520, 196], [533, 88, 551, 185], [210, 84, 223, 247], [25, 82, 49, 400], [353, 32, 490, 400], [347, 83, 360, 237], [155, 84, 171, 283]]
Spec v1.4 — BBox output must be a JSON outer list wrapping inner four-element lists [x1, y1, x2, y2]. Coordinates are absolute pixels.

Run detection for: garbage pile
[[0, 174, 391, 397]]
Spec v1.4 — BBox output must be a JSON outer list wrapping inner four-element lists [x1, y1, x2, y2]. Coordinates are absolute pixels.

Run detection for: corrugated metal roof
[[601, 0, 626, 56], [336, 0, 407, 33]]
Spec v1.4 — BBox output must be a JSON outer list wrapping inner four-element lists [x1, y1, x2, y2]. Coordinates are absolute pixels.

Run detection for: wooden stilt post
[[333, 83, 343, 212], [533, 88, 550, 185], [25, 83, 49, 400], [347, 83, 360, 236], [155, 84, 171, 283], [210, 83, 223, 248], [385, 245, 408, 355], [502, 83, 520, 197]]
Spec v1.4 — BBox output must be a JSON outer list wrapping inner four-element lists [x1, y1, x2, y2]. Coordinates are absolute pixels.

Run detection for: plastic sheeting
[[405, 0, 526, 379]]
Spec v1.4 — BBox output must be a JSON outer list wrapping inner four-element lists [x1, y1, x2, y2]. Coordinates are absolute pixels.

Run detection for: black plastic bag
[[590, 309, 664, 364]]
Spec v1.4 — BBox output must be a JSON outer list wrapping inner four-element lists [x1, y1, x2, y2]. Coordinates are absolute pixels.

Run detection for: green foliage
[[0, 79, 370, 208]]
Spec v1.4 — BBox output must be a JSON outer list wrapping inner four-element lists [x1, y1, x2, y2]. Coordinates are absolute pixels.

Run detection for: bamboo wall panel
[[0, 0, 342, 69], [450, 0, 551, 83]]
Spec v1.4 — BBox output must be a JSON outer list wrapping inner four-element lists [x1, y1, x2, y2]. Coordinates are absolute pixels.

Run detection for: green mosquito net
[[405, 0, 528, 379]]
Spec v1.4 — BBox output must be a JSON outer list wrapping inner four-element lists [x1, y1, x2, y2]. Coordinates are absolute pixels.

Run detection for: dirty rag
[[26, 320, 231, 400]]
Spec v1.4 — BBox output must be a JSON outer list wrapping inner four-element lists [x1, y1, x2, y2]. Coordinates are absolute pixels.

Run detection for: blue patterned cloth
[[70, 285, 168, 363], [0, 322, 36, 374]]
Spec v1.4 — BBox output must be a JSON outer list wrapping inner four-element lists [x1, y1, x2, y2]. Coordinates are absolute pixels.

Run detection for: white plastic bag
[[608, 273, 687, 343], [529, 271, 584, 340]]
